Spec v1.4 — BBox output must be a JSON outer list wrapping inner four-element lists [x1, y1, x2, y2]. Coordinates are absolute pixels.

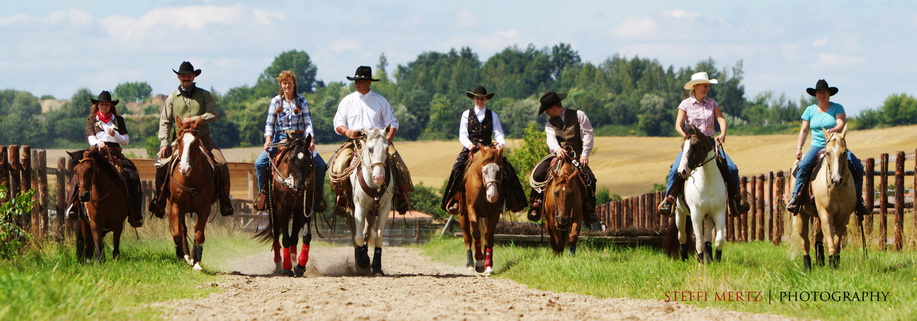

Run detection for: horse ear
[[839, 124, 848, 138], [193, 116, 202, 128], [305, 134, 313, 147], [384, 124, 392, 136]]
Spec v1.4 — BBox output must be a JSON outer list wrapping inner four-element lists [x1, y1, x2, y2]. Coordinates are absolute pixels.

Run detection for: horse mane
[[84, 148, 121, 183]]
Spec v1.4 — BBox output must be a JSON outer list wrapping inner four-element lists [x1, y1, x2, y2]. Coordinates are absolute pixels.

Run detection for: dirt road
[[164, 246, 794, 320]]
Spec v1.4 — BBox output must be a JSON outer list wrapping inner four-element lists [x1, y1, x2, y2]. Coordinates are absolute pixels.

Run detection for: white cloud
[[810, 53, 864, 70], [329, 39, 362, 53], [98, 5, 285, 45], [663, 10, 700, 20], [454, 9, 479, 28], [812, 37, 827, 47], [610, 17, 657, 39]]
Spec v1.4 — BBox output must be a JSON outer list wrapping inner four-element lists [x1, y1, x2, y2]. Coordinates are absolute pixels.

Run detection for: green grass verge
[[421, 237, 917, 321], [0, 224, 265, 320]]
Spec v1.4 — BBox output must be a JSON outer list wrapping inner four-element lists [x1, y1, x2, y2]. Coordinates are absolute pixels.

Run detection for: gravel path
[[164, 246, 796, 320]]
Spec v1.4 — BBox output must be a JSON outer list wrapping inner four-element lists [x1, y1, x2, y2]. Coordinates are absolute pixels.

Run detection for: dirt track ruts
[[163, 246, 796, 320]]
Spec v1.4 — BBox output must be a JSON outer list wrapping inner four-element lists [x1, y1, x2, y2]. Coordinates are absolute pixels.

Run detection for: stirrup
[[657, 198, 674, 216]]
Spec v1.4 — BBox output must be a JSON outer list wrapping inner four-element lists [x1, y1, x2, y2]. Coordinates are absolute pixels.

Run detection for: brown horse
[[795, 128, 855, 269], [458, 145, 504, 274], [167, 117, 217, 271], [71, 147, 130, 262], [542, 155, 584, 255], [255, 135, 317, 277]]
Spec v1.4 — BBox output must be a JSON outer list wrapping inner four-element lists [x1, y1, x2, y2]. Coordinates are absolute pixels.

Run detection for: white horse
[[674, 126, 728, 263], [348, 126, 395, 276]]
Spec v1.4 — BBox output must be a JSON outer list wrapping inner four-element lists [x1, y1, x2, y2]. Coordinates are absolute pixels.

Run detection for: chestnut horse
[[459, 145, 504, 274], [167, 117, 217, 271], [795, 128, 856, 269], [255, 135, 317, 277], [71, 147, 130, 262], [542, 154, 584, 255]]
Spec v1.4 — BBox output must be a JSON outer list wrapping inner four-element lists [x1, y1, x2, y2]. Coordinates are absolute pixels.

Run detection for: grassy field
[[421, 237, 917, 321], [0, 221, 265, 320]]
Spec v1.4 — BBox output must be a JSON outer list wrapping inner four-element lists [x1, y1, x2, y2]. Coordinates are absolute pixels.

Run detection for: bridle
[[76, 152, 117, 206], [169, 128, 215, 197]]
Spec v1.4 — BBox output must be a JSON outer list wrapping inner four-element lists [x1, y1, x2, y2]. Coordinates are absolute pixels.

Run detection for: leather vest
[[548, 108, 583, 156], [467, 108, 493, 146], [170, 89, 210, 137]]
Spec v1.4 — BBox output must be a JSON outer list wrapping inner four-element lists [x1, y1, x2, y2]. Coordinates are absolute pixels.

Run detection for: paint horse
[[458, 144, 504, 274], [255, 135, 318, 277]]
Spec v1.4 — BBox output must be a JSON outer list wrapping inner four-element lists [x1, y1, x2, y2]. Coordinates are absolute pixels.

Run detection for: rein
[[77, 157, 117, 205], [168, 138, 215, 197], [355, 136, 391, 217]]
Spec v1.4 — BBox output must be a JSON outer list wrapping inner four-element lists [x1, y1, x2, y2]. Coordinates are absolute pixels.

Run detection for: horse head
[[175, 116, 203, 176], [677, 125, 714, 179], [475, 145, 503, 204], [280, 135, 314, 191], [73, 148, 117, 202], [363, 125, 391, 186], [824, 126, 849, 186], [549, 161, 580, 231]]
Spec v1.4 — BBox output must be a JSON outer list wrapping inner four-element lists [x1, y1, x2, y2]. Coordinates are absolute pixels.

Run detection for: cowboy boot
[[128, 185, 143, 228], [583, 194, 600, 225], [312, 182, 327, 213], [657, 195, 676, 217], [219, 184, 234, 216], [527, 190, 542, 222], [729, 195, 750, 217], [334, 190, 349, 217], [856, 197, 871, 216], [148, 166, 168, 218]]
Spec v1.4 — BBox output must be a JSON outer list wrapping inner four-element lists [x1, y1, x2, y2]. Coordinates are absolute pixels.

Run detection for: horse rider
[[786, 79, 869, 215], [65, 90, 144, 228], [148, 61, 234, 217], [329, 66, 413, 215], [252, 70, 327, 212], [440, 86, 527, 214], [526, 91, 600, 225], [657, 72, 750, 217]]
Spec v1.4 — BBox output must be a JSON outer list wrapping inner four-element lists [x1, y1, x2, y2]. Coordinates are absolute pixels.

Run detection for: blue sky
[[2, 0, 916, 115]]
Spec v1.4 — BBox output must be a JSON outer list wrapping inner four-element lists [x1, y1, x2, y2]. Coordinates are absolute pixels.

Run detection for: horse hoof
[[184, 255, 193, 266], [466, 266, 475, 272], [293, 264, 306, 277], [282, 269, 294, 277], [475, 264, 485, 273], [372, 269, 385, 277], [483, 267, 493, 275], [192, 263, 203, 271]]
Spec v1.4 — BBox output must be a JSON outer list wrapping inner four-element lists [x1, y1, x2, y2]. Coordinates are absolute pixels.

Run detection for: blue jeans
[[254, 133, 327, 192], [664, 140, 739, 196], [791, 147, 864, 199]]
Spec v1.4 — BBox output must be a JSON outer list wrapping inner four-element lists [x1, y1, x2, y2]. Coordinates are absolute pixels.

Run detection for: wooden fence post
[[9, 145, 21, 198], [740, 176, 748, 241], [0, 146, 7, 203], [56, 157, 67, 236], [768, 172, 775, 243], [749, 176, 757, 241], [865, 158, 875, 238], [894, 151, 904, 251], [756, 174, 765, 241], [879, 153, 888, 251], [37, 150, 49, 238], [774, 171, 785, 245]]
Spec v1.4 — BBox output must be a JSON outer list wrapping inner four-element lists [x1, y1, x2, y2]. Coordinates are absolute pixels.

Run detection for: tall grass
[[0, 219, 265, 320], [422, 237, 917, 321]]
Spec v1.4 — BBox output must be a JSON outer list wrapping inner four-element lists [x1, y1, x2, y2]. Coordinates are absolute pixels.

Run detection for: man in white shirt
[[527, 91, 600, 225], [440, 86, 527, 214], [329, 66, 413, 215]]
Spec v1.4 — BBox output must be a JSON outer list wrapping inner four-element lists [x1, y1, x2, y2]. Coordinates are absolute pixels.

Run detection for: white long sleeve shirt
[[87, 116, 129, 147], [545, 109, 594, 157], [458, 106, 506, 149], [332, 90, 398, 133]]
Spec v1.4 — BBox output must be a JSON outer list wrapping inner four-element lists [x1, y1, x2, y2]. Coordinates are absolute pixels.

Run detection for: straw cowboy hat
[[806, 79, 839, 96], [172, 61, 202, 76], [466, 86, 495, 100], [91, 90, 119, 105], [683, 72, 718, 90], [346, 66, 380, 81], [538, 91, 567, 115]]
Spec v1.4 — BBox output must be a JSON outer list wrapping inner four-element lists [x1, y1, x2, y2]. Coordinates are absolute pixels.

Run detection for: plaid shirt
[[264, 94, 314, 138]]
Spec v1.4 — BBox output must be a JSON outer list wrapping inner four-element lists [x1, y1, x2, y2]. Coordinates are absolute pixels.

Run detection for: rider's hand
[[309, 140, 316, 151], [555, 148, 568, 159], [345, 129, 360, 139], [716, 133, 726, 144], [157, 145, 169, 158], [469, 144, 479, 152], [579, 156, 589, 167], [105, 128, 116, 136], [263, 139, 271, 151], [795, 148, 803, 161]]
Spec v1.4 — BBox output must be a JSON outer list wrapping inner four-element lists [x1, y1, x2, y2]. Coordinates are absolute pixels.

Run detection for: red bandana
[[97, 111, 113, 124]]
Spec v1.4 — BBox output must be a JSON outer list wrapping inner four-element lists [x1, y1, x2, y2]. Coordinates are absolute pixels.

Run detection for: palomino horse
[[71, 147, 130, 262], [459, 145, 504, 274], [666, 126, 728, 262], [790, 163, 825, 269], [255, 135, 317, 277], [347, 126, 394, 276], [167, 117, 217, 271], [542, 153, 585, 255], [795, 128, 856, 269]]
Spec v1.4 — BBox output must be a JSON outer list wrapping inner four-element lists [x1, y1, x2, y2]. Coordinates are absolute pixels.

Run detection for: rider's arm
[[492, 111, 506, 148], [795, 120, 810, 160], [197, 91, 218, 124], [158, 94, 175, 148], [458, 110, 473, 149], [714, 106, 727, 142], [545, 123, 560, 154], [579, 110, 594, 158], [829, 113, 847, 134], [674, 109, 687, 138]]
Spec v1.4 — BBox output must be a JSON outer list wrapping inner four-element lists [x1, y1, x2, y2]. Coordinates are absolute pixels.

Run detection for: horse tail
[[661, 215, 693, 259]]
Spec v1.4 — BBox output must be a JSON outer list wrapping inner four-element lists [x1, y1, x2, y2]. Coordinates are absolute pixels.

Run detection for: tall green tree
[[113, 81, 153, 103], [255, 50, 320, 95]]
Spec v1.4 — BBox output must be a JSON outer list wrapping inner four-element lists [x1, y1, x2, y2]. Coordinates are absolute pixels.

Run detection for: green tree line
[[2, 45, 915, 151]]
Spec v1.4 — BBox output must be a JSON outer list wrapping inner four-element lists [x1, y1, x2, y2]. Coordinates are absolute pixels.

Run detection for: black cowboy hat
[[538, 91, 567, 115], [466, 86, 495, 100], [172, 61, 202, 76], [346, 66, 380, 81], [90, 90, 119, 105], [806, 79, 838, 96]]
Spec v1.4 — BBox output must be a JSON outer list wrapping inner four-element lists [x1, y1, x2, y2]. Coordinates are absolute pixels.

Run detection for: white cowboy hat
[[683, 72, 718, 90]]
